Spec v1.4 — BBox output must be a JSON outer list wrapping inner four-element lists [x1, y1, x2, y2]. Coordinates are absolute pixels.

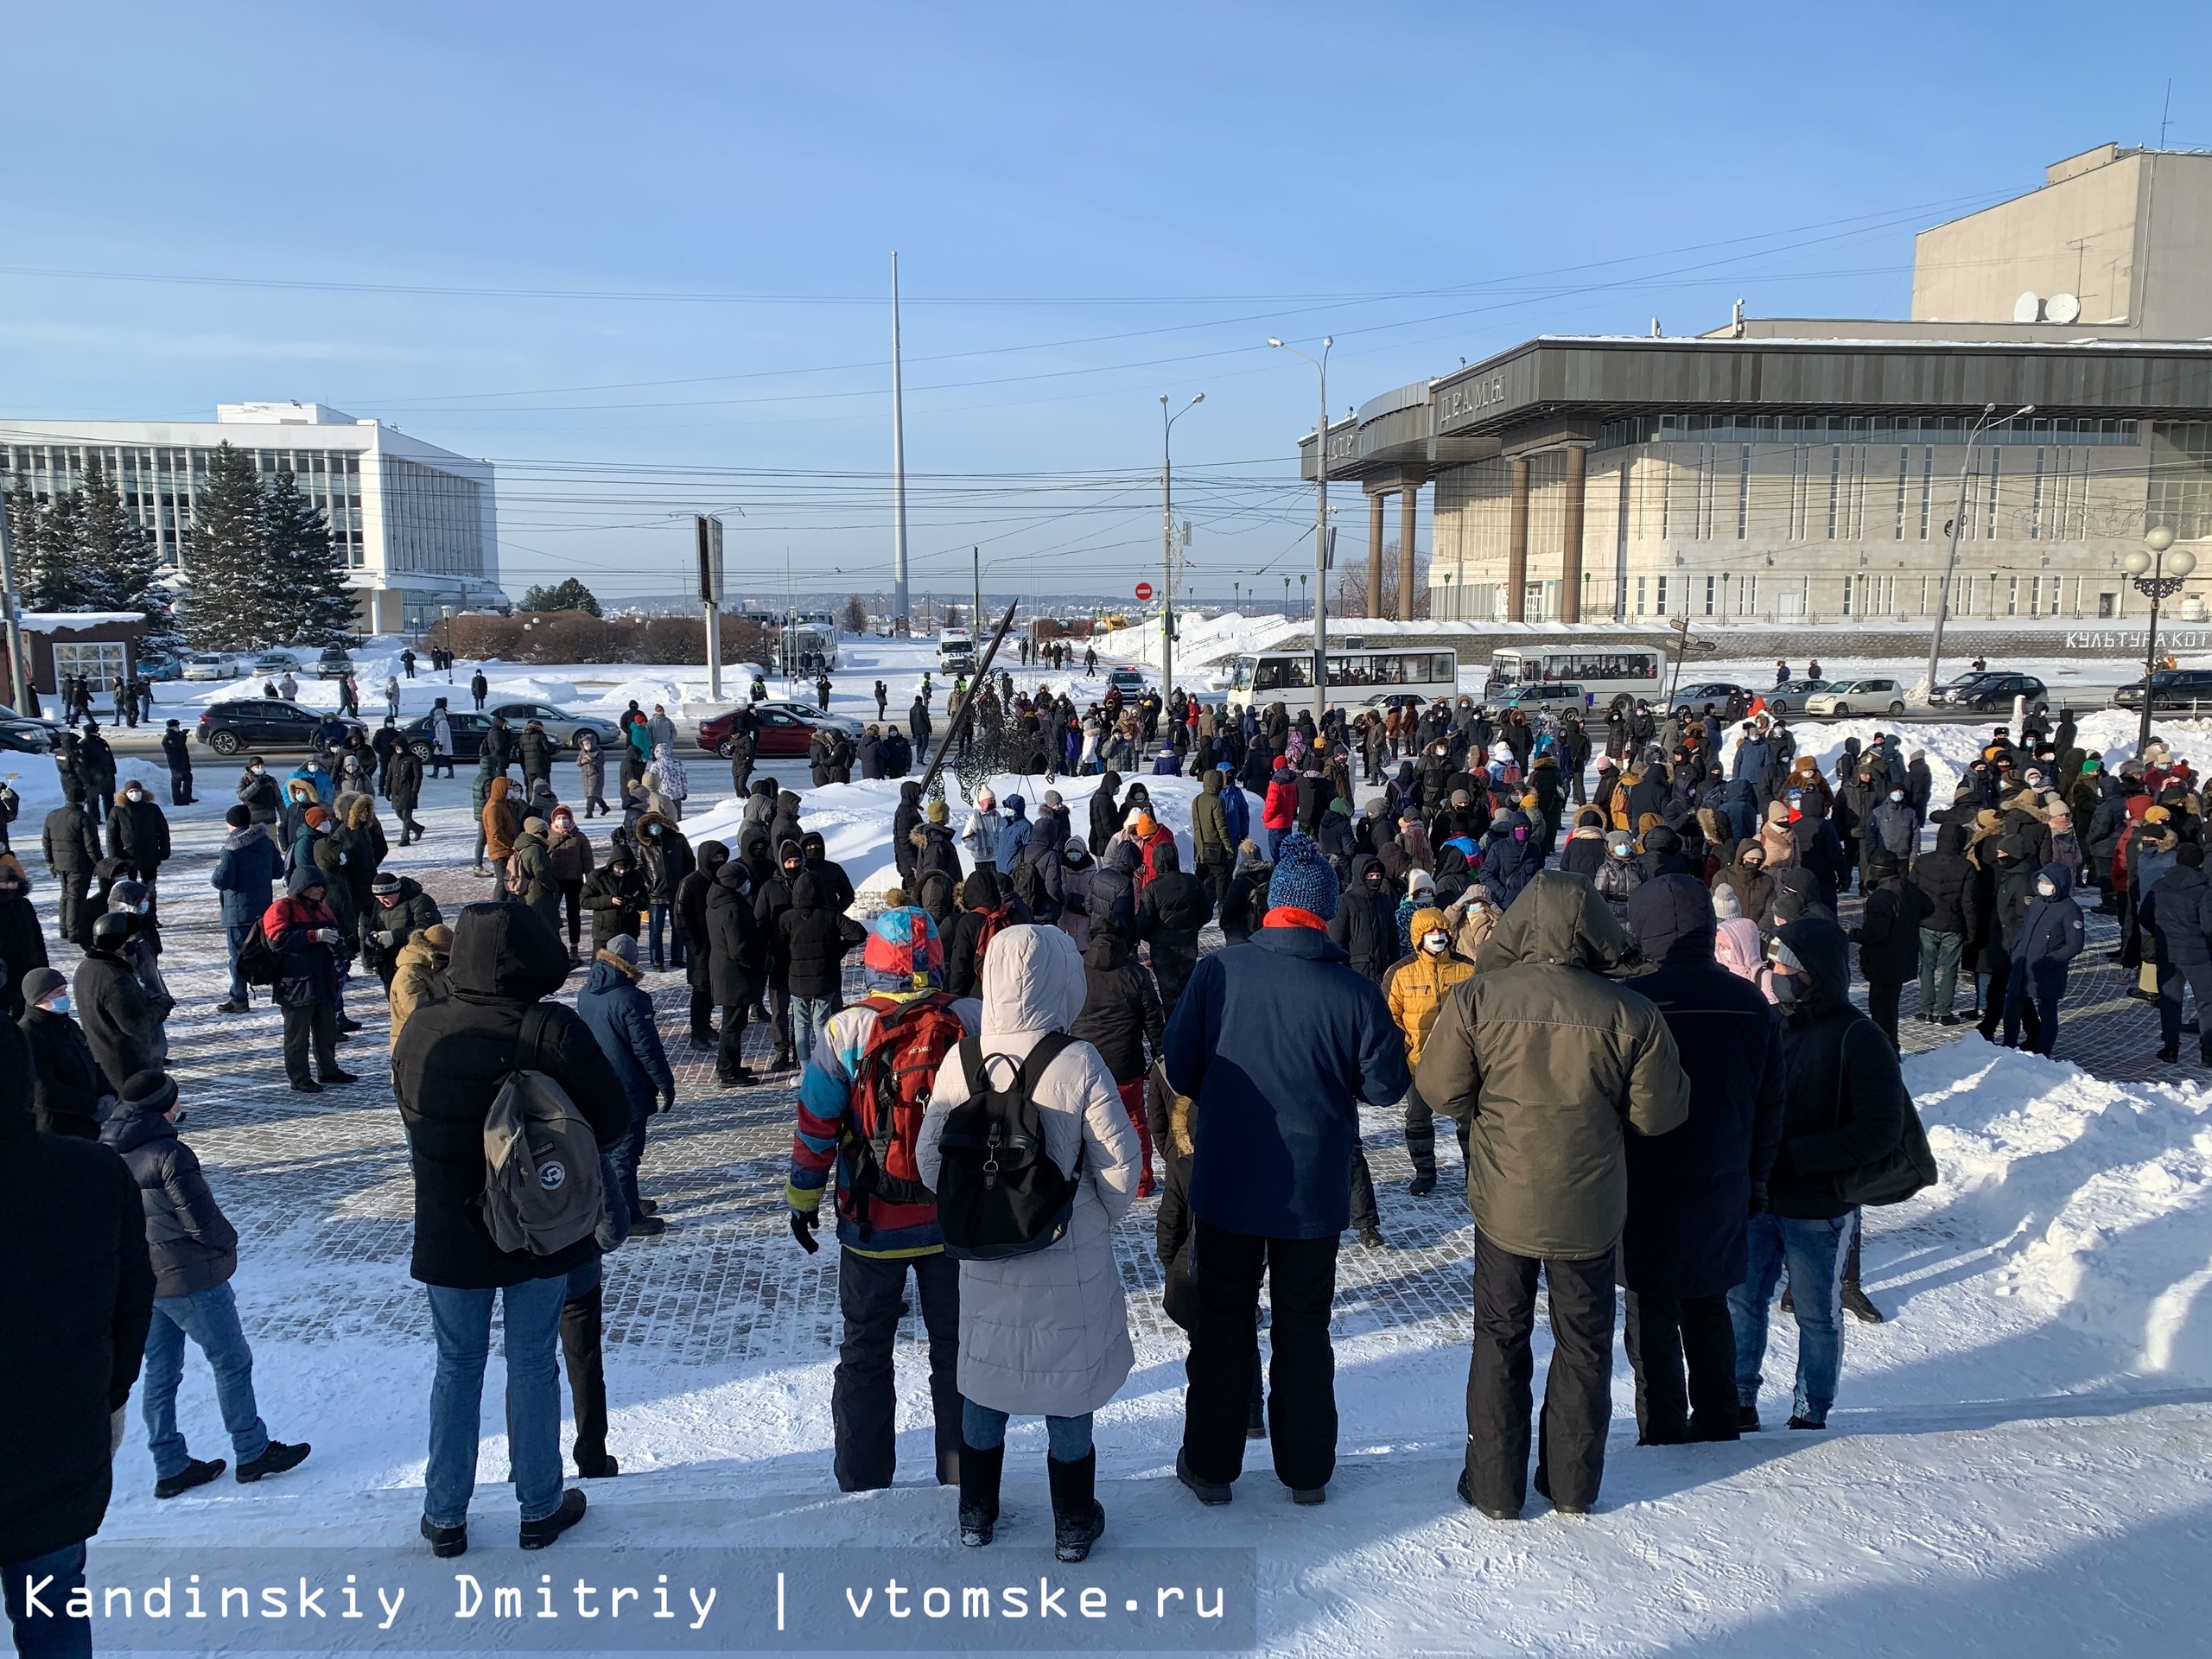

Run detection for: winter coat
[[1382, 913, 1477, 1070], [102, 1103, 238, 1299], [1191, 773, 1233, 864], [208, 825, 285, 927], [0, 1039, 155, 1566], [2141, 861, 2212, 969], [581, 861, 646, 950], [390, 903, 630, 1288], [1329, 858, 1402, 983], [1135, 863, 1211, 1007], [892, 784, 925, 883], [361, 877, 442, 982], [1163, 916, 1408, 1239], [1766, 915, 1910, 1222], [261, 876, 340, 1008], [1415, 872, 1691, 1260], [21, 1004, 108, 1139], [386, 932, 451, 1050], [576, 951, 676, 1115], [676, 842, 728, 990], [1711, 845, 1775, 925], [480, 777, 519, 861], [962, 804, 1005, 864], [706, 863, 770, 1006], [916, 925, 1140, 1418], [633, 813, 694, 903], [1865, 798, 1918, 861], [1087, 773, 1124, 857], [41, 802, 101, 878], [1617, 876, 1785, 1298], [2014, 861, 2086, 982], [72, 949, 162, 1093], [0, 857, 43, 1020], [1086, 841, 1141, 941], [105, 791, 171, 874], [507, 826, 562, 938], [545, 820, 595, 884], [1853, 874, 1932, 983], [781, 874, 868, 1001], [1070, 926, 1165, 1084], [1914, 823, 1981, 937], [235, 768, 282, 825], [518, 726, 555, 779]]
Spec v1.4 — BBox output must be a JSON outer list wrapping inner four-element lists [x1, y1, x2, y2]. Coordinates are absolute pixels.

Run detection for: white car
[[181, 652, 243, 682], [1803, 677, 1909, 717]]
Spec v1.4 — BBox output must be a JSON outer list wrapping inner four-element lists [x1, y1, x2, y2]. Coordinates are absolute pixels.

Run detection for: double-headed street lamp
[[1269, 334, 1332, 726], [2125, 524, 2197, 755], [1160, 392, 1204, 701]]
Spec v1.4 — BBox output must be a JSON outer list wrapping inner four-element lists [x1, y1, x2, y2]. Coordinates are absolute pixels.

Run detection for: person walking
[[1615, 878, 1783, 1446], [577, 934, 677, 1236], [786, 906, 982, 1491], [469, 669, 488, 712], [0, 1018, 155, 1659], [262, 867, 354, 1093], [103, 1070, 311, 1497], [916, 925, 1141, 1560], [575, 730, 609, 818], [1163, 832, 1408, 1507], [1416, 873, 1688, 1519], [391, 903, 631, 1556], [388, 739, 426, 846]]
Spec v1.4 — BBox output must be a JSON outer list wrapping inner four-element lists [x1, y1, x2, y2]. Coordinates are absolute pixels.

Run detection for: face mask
[[127, 790, 143, 802], [1770, 972, 1804, 1004], [649, 825, 662, 836], [250, 766, 264, 775], [1422, 931, 1451, 953], [45, 995, 70, 1014], [2037, 878, 2056, 897]]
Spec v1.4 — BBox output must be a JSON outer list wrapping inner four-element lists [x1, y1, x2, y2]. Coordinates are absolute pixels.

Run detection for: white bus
[[776, 613, 840, 676], [1227, 646, 1462, 715], [1485, 647, 1663, 710]]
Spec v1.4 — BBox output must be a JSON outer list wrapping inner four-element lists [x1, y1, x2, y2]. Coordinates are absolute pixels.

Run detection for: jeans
[[961, 1401, 1093, 1461], [1728, 1211, 1852, 1427], [142, 1281, 270, 1479], [833, 1249, 962, 1491], [3, 1541, 88, 1659], [423, 1274, 569, 1526], [2157, 960, 2212, 1059], [1917, 928, 1963, 1018], [1265, 827, 1289, 859], [1181, 1219, 1340, 1492], [792, 995, 837, 1069], [224, 915, 254, 1004], [1464, 1230, 1616, 1515], [647, 903, 683, 969]]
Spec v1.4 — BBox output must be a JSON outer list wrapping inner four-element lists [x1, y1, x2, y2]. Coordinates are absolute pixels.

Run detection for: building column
[[1397, 486, 1419, 620], [1559, 442, 1588, 623], [1506, 454, 1531, 621], [1366, 492, 1385, 619]]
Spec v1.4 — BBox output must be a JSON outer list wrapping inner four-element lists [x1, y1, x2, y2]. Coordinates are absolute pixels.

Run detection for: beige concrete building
[[1303, 145, 2212, 631]]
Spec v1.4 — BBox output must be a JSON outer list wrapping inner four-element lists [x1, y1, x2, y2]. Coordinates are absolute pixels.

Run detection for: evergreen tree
[[262, 466, 359, 645], [178, 442, 271, 650], [521, 577, 601, 616], [75, 460, 166, 629], [10, 482, 91, 612]]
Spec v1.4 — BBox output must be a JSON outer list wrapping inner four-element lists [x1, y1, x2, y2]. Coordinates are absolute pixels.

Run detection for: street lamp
[[1160, 392, 1204, 700], [2124, 525, 2197, 755], [1299, 572, 1308, 618], [1270, 334, 1333, 727], [441, 607, 455, 683], [1925, 402, 2033, 699]]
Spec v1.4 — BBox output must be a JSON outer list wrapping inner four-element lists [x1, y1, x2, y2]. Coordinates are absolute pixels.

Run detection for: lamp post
[[1299, 572, 1308, 619], [1925, 402, 2033, 699], [441, 607, 454, 683], [2125, 526, 2197, 756], [1160, 393, 1204, 702], [1270, 334, 1333, 727]]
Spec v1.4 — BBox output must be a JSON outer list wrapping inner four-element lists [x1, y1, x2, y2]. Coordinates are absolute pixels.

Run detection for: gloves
[[373, 931, 397, 948], [659, 1089, 677, 1114], [789, 1209, 820, 1254]]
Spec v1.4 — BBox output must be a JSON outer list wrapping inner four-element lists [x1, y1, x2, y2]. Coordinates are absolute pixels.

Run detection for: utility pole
[[972, 545, 982, 657], [1926, 403, 2033, 699], [1161, 393, 1203, 699], [891, 252, 911, 635], [0, 489, 27, 711], [696, 513, 724, 702], [1269, 336, 1332, 727]]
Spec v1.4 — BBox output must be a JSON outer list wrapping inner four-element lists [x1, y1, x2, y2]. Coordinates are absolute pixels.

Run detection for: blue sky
[[5, 1, 2209, 606]]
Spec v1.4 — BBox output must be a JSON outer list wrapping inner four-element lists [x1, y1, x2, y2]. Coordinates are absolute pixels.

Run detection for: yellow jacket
[[1382, 907, 1478, 1070]]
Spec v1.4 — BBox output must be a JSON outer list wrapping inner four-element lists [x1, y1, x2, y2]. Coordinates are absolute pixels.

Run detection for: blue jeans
[[647, 902, 684, 969], [619, 1101, 651, 1220], [3, 1541, 88, 1659], [424, 1275, 569, 1527], [1266, 827, 1288, 859], [224, 914, 254, 1004], [142, 1281, 270, 1479], [1728, 1211, 1853, 1427], [961, 1400, 1093, 1461], [791, 995, 837, 1067]]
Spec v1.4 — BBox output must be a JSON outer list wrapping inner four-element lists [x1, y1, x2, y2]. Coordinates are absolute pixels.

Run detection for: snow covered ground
[[27, 633, 2212, 1654]]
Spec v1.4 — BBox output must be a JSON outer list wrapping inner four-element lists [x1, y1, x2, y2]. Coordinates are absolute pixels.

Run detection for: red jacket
[[1262, 778, 1299, 831]]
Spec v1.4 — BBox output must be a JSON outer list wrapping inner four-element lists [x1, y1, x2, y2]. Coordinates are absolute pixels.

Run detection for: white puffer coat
[[917, 924, 1140, 1418]]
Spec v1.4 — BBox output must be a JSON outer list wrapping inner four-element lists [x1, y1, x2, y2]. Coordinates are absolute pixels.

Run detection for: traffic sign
[[1134, 581, 1154, 601]]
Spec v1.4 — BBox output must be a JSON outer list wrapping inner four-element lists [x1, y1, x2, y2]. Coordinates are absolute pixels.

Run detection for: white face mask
[[2037, 878, 2056, 897], [1422, 931, 1451, 953]]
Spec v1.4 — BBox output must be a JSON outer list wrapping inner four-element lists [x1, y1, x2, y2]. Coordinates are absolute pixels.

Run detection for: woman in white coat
[[917, 923, 1141, 1561]]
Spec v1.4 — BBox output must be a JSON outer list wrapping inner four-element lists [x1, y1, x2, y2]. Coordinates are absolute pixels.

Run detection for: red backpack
[[843, 991, 968, 1236], [970, 901, 1018, 976]]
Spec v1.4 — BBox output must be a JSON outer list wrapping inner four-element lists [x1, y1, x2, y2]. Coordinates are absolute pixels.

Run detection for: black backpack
[[235, 919, 282, 987], [934, 1033, 1083, 1262]]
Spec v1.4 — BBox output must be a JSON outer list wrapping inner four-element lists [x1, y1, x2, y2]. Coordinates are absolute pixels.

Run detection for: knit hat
[[1264, 831, 1338, 919], [1042, 790, 1063, 808], [226, 804, 251, 828], [926, 799, 950, 823], [862, 905, 945, 991], [1130, 811, 1157, 837], [1408, 868, 1437, 897], [118, 1071, 179, 1116], [520, 816, 545, 836], [22, 966, 66, 1005], [303, 805, 329, 829], [604, 933, 640, 966], [420, 923, 454, 954], [371, 873, 402, 895]]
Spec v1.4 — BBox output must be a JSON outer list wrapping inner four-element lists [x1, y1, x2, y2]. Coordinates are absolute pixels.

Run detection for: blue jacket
[[2014, 861, 2086, 980], [1164, 922, 1408, 1239], [288, 762, 334, 806], [208, 826, 285, 925], [995, 798, 1033, 868], [1732, 737, 1771, 787], [575, 955, 676, 1113], [1221, 782, 1251, 845]]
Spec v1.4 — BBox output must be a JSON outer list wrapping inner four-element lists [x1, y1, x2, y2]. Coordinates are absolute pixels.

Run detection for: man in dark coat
[[105, 779, 172, 892], [1418, 873, 1688, 1519], [0, 1020, 154, 1650], [707, 860, 769, 1085], [1618, 878, 1783, 1446], [2007, 861, 2085, 1057], [234, 756, 281, 828], [2143, 842, 2212, 1065], [73, 913, 165, 1094], [892, 780, 925, 888], [159, 718, 194, 805], [1732, 916, 1907, 1431], [1850, 850, 1932, 1049], [1086, 839, 1141, 943], [1327, 854, 1400, 984], [577, 933, 677, 1232], [42, 796, 102, 946], [1072, 921, 1166, 1192], [1163, 833, 1408, 1507], [632, 811, 695, 973], [781, 871, 868, 1063], [391, 903, 629, 1553], [675, 839, 728, 1048], [363, 873, 444, 989], [19, 965, 109, 1138], [261, 867, 352, 1093], [1088, 770, 1125, 855], [209, 804, 284, 1014], [1912, 821, 1980, 1026], [1135, 838, 1212, 1013]]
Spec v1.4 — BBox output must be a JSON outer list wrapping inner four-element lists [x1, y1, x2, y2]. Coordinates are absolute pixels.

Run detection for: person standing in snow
[[2005, 861, 2085, 1057]]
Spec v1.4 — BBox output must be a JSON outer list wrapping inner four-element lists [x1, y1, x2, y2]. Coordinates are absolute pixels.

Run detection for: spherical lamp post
[[2124, 526, 2196, 755]]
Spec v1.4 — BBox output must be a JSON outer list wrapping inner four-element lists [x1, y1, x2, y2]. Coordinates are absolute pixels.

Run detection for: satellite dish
[[2012, 290, 2044, 323], [2046, 291, 2081, 324]]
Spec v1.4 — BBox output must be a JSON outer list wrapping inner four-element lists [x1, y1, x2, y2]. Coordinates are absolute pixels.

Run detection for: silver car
[[486, 699, 623, 751]]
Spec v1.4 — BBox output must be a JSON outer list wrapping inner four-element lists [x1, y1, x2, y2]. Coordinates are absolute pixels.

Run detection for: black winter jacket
[[1852, 875, 1933, 984], [390, 904, 628, 1288], [780, 874, 867, 1000], [72, 950, 162, 1095], [2141, 861, 2212, 968], [101, 1104, 238, 1298], [1328, 855, 1400, 983], [21, 1006, 110, 1139], [582, 862, 646, 949], [1914, 823, 1981, 936], [676, 842, 729, 988], [1070, 928, 1165, 1084], [706, 863, 769, 1006], [1768, 916, 1910, 1221], [105, 793, 172, 872]]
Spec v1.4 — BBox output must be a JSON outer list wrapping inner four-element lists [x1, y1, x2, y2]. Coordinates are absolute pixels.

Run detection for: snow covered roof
[[16, 611, 144, 633]]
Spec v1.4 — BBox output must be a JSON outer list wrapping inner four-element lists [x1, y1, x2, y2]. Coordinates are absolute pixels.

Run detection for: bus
[[775, 612, 840, 677], [1226, 646, 1462, 715], [1485, 647, 1663, 710]]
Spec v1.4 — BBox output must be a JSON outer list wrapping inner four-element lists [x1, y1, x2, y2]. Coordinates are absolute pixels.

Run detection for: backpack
[[934, 1033, 1083, 1262], [843, 992, 969, 1238], [480, 1006, 607, 1255], [970, 901, 1017, 974], [1829, 1018, 1940, 1207], [235, 919, 281, 987]]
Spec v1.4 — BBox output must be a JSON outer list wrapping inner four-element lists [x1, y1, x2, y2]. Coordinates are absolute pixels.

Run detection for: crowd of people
[[3, 652, 2153, 1651]]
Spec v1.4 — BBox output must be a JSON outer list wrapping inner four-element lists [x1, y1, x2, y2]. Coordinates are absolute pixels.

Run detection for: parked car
[[1670, 681, 1756, 709], [697, 699, 861, 761], [251, 651, 302, 678], [1104, 666, 1148, 698], [485, 700, 621, 751], [0, 703, 60, 753], [400, 709, 493, 763], [1762, 677, 1834, 716], [194, 699, 365, 756], [181, 652, 245, 683], [1931, 671, 2050, 715], [2113, 669, 2212, 715], [136, 652, 182, 682], [315, 646, 355, 681], [1804, 677, 1909, 717]]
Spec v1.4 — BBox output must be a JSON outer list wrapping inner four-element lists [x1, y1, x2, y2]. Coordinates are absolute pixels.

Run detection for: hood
[[487, 777, 512, 803], [791, 872, 821, 911], [2037, 861, 2075, 901], [99, 1099, 177, 1155], [1408, 905, 1451, 945], [1062, 839, 1094, 869], [583, 956, 639, 995], [899, 780, 922, 805], [1084, 926, 1132, 970], [448, 900, 572, 1003], [1105, 842, 1141, 876], [285, 864, 327, 899], [714, 861, 751, 895], [1201, 771, 1222, 795], [697, 840, 730, 878], [1714, 917, 1764, 978], [981, 923, 1087, 1038], [965, 868, 1001, 909], [1004, 794, 1027, 819], [1935, 821, 1969, 856], [1480, 872, 1632, 974], [1778, 913, 1852, 1013], [1627, 874, 1716, 965], [777, 791, 803, 816]]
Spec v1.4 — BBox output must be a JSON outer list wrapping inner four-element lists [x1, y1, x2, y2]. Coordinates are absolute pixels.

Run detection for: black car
[[1933, 671, 2049, 715], [194, 699, 365, 756], [2113, 669, 2212, 715], [1670, 681, 1755, 709], [400, 709, 497, 762]]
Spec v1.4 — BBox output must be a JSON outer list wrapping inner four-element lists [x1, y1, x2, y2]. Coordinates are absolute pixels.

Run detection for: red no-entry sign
[[1135, 582, 1154, 601]]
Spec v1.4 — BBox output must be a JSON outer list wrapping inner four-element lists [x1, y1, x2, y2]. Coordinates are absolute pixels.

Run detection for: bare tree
[[1332, 545, 1431, 620], [842, 593, 869, 633]]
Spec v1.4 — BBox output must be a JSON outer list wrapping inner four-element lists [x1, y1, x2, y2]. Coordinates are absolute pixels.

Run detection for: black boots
[[957, 1441, 1003, 1547], [1048, 1450, 1104, 1563]]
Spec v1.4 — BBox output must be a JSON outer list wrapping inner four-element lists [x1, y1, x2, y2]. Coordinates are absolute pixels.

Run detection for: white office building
[[0, 401, 504, 634]]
